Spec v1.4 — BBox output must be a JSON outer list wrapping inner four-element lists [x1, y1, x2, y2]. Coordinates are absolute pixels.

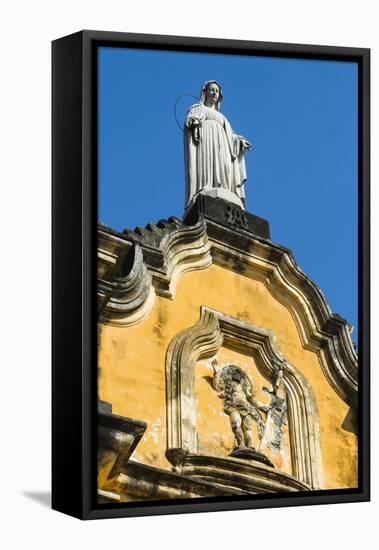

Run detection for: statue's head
[[222, 364, 244, 384], [200, 80, 223, 111]]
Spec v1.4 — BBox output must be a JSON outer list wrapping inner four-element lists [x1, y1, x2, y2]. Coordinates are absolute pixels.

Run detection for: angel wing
[[258, 394, 287, 452], [258, 368, 287, 452], [210, 359, 223, 391]]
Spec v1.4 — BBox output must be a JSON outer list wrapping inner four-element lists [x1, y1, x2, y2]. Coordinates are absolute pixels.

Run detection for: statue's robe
[[184, 103, 247, 207]]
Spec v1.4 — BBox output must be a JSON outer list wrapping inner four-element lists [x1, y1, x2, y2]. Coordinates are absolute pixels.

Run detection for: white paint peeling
[[145, 416, 162, 445]]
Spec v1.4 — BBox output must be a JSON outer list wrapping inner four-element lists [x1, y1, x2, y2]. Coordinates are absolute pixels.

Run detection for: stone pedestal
[[229, 447, 274, 468], [183, 193, 270, 240]]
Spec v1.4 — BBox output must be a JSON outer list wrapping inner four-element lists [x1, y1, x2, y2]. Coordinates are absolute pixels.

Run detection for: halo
[[173, 93, 200, 131]]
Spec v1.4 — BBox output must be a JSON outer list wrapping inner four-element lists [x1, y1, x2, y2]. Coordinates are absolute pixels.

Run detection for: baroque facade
[[97, 195, 358, 503]]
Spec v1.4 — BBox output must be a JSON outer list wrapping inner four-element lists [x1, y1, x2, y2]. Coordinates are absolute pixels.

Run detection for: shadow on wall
[[342, 407, 358, 435]]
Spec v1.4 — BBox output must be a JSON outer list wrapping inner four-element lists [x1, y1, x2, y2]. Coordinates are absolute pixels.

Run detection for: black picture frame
[[52, 30, 370, 520]]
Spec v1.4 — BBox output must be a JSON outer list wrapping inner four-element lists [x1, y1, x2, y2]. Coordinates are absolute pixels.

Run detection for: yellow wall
[[98, 264, 357, 489]]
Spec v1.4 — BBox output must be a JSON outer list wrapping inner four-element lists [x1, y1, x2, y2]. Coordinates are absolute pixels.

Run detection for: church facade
[[97, 195, 358, 503]]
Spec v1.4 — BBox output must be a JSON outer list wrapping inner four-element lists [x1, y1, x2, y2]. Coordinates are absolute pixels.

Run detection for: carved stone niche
[[165, 306, 324, 491]]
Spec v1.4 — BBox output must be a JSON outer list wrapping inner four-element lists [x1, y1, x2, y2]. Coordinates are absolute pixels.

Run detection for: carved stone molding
[[118, 459, 247, 500], [206, 222, 357, 407], [165, 306, 324, 489], [97, 400, 147, 489], [98, 243, 154, 327], [146, 218, 211, 298], [123, 216, 183, 248], [98, 219, 212, 326], [97, 205, 357, 406], [179, 454, 311, 493]]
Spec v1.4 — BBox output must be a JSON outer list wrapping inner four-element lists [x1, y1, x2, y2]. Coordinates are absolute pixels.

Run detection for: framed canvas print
[[52, 30, 370, 519]]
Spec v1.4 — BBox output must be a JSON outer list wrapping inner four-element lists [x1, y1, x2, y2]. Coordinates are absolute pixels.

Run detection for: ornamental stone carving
[[165, 306, 324, 489], [211, 362, 264, 449], [211, 360, 287, 455]]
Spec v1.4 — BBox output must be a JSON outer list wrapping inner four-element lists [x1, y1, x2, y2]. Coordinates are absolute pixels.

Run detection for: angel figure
[[211, 360, 287, 453], [211, 360, 265, 449]]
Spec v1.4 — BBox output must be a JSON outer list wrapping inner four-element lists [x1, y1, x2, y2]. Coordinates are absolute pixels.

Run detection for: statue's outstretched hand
[[193, 126, 200, 144], [186, 118, 200, 128], [241, 138, 253, 151], [211, 358, 218, 374], [186, 119, 201, 144]]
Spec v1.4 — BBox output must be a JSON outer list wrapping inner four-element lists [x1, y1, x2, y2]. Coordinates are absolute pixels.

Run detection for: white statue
[[184, 80, 252, 210]]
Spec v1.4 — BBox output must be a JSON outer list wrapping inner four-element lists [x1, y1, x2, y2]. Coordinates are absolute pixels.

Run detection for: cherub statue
[[211, 359, 287, 453], [211, 360, 265, 449]]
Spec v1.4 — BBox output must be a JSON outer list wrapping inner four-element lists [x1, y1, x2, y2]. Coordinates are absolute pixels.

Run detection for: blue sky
[[98, 47, 358, 339]]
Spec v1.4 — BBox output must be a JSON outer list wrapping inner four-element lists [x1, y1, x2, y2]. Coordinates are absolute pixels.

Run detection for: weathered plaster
[[98, 264, 357, 490]]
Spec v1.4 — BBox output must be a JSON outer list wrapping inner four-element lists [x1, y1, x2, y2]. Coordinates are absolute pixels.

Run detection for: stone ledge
[[117, 460, 249, 501], [180, 454, 311, 494], [97, 401, 147, 486]]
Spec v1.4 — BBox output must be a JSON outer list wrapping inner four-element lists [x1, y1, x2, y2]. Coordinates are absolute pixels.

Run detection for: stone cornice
[[143, 218, 212, 298], [180, 455, 311, 493], [97, 239, 154, 325], [98, 219, 211, 326], [98, 212, 358, 406], [204, 218, 358, 407]]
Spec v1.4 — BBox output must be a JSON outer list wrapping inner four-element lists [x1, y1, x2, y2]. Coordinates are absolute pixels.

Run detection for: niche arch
[[165, 306, 324, 489]]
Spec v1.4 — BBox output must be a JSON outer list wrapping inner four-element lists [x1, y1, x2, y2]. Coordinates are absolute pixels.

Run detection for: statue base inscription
[[229, 447, 275, 468], [183, 194, 271, 239]]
